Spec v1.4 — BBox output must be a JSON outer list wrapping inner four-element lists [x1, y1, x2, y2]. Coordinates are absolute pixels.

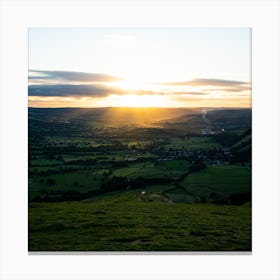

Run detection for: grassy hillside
[[29, 191, 251, 251]]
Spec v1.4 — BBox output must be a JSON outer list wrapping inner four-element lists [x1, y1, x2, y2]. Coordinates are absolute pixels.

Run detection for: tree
[[46, 178, 56, 186]]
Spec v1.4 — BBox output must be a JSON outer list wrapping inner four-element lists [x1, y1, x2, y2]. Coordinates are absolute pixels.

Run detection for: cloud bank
[[29, 70, 122, 84], [28, 84, 117, 97], [28, 70, 251, 98]]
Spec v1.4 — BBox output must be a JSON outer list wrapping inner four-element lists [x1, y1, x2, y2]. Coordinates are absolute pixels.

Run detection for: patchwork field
[[166, 137, 221, 150], [28, 107, 252, 251]]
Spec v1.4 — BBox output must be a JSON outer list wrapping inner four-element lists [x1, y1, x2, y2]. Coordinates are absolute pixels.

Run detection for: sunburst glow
[[116, 94, 164, 107], [28, 28, 251, 108], [110, 79, 158, 92]]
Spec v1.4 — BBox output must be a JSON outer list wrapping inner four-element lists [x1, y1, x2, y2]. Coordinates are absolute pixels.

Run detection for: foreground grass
[[29, 191, 251, 251]]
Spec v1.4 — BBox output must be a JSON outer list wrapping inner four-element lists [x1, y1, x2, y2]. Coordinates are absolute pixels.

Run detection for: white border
[[1, 1, 279, 280]]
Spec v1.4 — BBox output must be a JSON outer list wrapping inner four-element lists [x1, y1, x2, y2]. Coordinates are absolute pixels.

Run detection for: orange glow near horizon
[[29, 29, 251, 109], [28, 93, 251, 108], [115, 94, 166, 107]]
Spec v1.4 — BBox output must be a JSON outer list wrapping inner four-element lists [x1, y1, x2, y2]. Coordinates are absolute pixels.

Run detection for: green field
[[29, 158, 193, 200], [28, 107, 252, 251], [29, 191, 251, 251], [166, 137, 221, 150], [29, 170, 104, 200], [181, 165, 251, 200], [112, 160, 191, 180], [161, 165, 251, 203]]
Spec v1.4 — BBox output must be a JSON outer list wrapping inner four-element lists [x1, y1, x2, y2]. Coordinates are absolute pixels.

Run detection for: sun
[[117, 94, 162, 107], [111, 79, 159, 91], [117, 80, 145, 90], [108, 79, 167, 107]]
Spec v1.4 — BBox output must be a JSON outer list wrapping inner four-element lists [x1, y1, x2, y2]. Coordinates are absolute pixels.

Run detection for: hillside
[[231, 129, 252, 163], [29, 107, 252, 137], [28, 107, 196, 124], [29, 191, 251, 251]]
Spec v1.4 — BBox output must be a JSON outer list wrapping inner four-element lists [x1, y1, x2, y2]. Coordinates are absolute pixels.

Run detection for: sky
[[28, 28, 251, 108]]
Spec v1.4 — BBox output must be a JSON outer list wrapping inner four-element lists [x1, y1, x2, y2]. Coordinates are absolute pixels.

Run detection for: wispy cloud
[[161, 78, 251, 93], [185, 78, 249, 87], [29, 70, 122, 84], [28, 84, 208, 98], [28, 84, 124, 98]]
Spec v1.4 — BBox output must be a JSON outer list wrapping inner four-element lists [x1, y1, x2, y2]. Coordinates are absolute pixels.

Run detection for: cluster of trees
[[29, 167, 77, 176], [31, 190, 100, 202], [31, 174, 175, 202], [209, 191, 251, 205], [66, 159, 97, 165], [30, 176, 130, 202], [188, 162, 207, 173]]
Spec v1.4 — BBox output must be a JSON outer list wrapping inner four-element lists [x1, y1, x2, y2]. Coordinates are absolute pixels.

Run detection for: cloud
[[29, 70, 122, 84], [185, 78, 249, 87], [28, 84, 122, 97], [28, 70, 251, 98], [28, 84, 209, 98], [216, 85, 251, 92], [164, 91, 208, 96], [161, 78, 251, 92]]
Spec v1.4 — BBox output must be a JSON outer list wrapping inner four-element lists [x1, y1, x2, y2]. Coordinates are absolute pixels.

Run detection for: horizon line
[[28, 106, 252, 109]]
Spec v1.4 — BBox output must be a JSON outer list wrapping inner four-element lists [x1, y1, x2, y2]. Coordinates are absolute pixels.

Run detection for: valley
[[28, 107, 252, 251]]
